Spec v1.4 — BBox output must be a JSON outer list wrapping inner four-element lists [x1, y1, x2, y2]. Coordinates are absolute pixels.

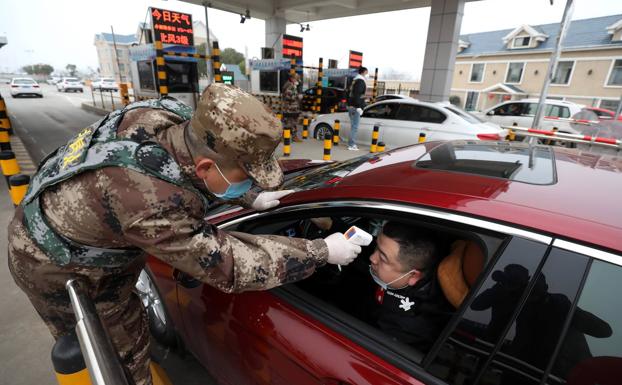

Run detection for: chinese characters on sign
[[150, 7, 194, 46]]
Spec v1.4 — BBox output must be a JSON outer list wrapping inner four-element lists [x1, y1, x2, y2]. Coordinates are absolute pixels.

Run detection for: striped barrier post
[[313, 58, 323, 116], [370, 125, 380, 153], [9, 174, 29, 206], [333, 120, 340, 146], [283, 127, 291, 157], [377, 142, 386, 152], [0, 93, 13, 135], [418, 133, 426, 143], [119, 83, 130, 106], [302, 118, 309, 139], [0, 150, 20, 187], [212, 41, 222, 83], [371, 68, 379, 103], [0, 128, 10, 151], [323, 133, 332, 161], [154, 39, 168, 97]]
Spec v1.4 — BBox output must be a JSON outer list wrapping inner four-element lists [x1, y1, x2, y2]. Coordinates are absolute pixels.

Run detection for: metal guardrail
[[66, 279, 130, 385]]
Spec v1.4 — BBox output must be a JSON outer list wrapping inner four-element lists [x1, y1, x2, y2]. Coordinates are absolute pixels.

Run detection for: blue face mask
[[369, 265, 414, 291], [206, 163, 253, 200]]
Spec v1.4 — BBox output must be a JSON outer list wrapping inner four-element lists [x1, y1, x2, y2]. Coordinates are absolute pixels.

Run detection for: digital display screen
[[349, 50, 363, 69], [150, 7, 194, 46], [282, 34, 303, 59]]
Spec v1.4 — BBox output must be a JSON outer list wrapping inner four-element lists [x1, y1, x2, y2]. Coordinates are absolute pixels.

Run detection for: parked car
[[475, 99, 584, 134], [56, 77, 84, 93], [582, 107, 622, 121], [139, 141, 622, 385], [301, 86, 348, 114], [10, 78, 43, 98], [91, 77, 118, 92], [309, 99, 505, 148]]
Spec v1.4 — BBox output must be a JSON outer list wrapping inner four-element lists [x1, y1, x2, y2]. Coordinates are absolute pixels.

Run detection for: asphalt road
[[0, 83, 215, 385], [1, 83, 103, 164]]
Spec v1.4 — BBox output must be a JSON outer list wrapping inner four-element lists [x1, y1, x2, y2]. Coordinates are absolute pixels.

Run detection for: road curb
[[81, 102, 110, 116]]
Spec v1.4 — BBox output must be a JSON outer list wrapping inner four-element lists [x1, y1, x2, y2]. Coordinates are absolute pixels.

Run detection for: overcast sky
[[1, 0, 620, 79]]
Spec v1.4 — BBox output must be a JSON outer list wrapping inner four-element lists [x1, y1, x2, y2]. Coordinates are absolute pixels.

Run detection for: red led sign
[[150, 7, 194, 46], [282, 34, 303, 59], [349, 50, 363, 69]]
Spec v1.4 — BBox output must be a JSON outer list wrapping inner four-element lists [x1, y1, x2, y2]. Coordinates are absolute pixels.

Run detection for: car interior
[[232, 208, 507, 366]]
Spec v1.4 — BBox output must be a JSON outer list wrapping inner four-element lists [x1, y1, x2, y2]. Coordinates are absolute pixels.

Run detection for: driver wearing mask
[[369, 221, 453, 352]]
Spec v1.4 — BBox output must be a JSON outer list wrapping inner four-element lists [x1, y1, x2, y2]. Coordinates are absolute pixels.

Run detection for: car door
[[357, 102, 400, 146], [392, 104, 449, 143]]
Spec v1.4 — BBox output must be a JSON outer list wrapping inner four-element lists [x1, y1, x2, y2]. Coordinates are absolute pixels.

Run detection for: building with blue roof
[[450, 14, 622, 112]]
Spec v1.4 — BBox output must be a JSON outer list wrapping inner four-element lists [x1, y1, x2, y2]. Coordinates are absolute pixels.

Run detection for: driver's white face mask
[[369, 265, 415, 291]]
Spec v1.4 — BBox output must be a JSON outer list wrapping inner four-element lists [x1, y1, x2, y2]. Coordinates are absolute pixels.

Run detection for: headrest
[[437, 240, 485, 309]]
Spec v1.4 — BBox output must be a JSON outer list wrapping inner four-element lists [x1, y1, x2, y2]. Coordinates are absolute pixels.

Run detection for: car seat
[[437, 240, 485, 309]]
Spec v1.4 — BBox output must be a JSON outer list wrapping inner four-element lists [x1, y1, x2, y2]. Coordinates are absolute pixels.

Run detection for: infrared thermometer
[[337, 226, 373, 271]]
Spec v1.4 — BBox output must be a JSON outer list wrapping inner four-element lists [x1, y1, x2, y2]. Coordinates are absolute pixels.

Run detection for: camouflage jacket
[[25, 106, 328, 292], [281, 80, 300, 114]]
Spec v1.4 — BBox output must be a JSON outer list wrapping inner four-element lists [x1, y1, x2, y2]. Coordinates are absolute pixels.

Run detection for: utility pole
[[110, 25, 124, 83], [530, 0, 574, 136]]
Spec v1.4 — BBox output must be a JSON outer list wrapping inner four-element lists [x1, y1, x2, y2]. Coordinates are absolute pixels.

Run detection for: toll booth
[[249, 58, 292, 96], [129, 44, 200, 109]]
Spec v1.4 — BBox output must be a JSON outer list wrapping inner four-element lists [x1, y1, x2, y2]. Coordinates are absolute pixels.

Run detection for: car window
[[395, 104, 446, 124], [546, 105, 570, 119], [477, 247, 589, 384], [362, 103, 399, 119], [492, 103, 524, 116], [549, 259, 621, 383], [65, 78, 79, 82], [428, 237, 549, 384], [13, 79, 36, 85], [230, 207, 506, 374]]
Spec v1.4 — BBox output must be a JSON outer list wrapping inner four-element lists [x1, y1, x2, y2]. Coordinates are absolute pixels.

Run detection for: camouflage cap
[[190, 83, 283, 189]]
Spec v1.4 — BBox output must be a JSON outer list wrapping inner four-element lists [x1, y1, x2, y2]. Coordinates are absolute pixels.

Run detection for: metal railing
[[66, 279, 130, 385], [90, 87, 127, 110]]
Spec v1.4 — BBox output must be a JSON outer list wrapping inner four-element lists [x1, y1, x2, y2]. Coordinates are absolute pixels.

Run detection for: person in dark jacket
[[369, 221, 454, 352], [347, 67, 368, 150]]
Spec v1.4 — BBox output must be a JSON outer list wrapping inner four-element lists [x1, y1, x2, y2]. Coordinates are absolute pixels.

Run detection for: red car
[[137, 140, 622, 385], [583, 107, 622, 121]]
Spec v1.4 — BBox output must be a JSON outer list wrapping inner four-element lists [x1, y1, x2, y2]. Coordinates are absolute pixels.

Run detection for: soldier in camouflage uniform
[[281, 73, 302, 142], [7, 84, 361, 385]]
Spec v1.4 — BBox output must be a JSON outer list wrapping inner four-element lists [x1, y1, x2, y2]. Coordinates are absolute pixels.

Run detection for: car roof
[[286, 141, 622, 253], [368, 98, 442, 109]]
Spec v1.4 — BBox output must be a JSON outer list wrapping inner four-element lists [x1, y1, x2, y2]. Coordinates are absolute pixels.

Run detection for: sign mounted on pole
[[221, 71, 234, 85], [282, 34, 303, 59], [150, 7, 194, 46], [349, 50, 363, 69]]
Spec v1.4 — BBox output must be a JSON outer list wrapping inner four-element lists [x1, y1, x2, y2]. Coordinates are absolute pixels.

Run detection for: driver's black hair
[[381, 221, 437, 274]]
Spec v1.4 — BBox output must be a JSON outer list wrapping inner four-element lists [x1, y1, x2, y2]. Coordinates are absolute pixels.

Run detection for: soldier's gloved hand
[[251, 190, 295, 211], [324, 232, 362, 266]]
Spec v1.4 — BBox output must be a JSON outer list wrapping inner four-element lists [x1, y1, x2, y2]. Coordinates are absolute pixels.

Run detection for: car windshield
[[444, 105, 485, 124], [65, 78, 79, 82], [14, 79, 36, 85], [103, 79, 114, 82]]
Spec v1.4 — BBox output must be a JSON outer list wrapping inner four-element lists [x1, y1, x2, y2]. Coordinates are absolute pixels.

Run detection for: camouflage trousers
[[283, 114, 299, 139], [8, 208, 152, 385]]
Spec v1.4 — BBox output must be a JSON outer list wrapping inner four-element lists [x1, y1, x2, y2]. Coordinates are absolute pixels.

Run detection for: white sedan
[[309, 99, 505, 149], [10, 78, 43, 98]]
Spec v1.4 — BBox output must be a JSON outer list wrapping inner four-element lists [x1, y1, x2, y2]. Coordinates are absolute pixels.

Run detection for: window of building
[[259, 70, 278, 93], [470, 63, 485, 83], [606, 59, 622, 86], [506, 63, 525, 84], [513, 36, 531, 48], [552, 61, 574, 85], [465, 91, 479, 111]]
